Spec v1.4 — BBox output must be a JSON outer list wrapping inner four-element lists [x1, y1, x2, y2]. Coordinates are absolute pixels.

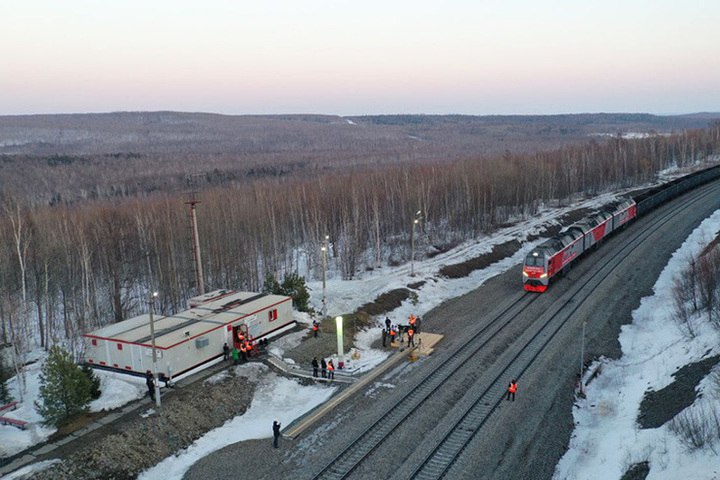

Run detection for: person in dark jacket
[[223, 342, 230, 361], [273, 420, 281, 448], [385, 316, 391, 332], [145, 370, 155, 402], [311, 357, 319, 377], [321, 357, 327, 378]]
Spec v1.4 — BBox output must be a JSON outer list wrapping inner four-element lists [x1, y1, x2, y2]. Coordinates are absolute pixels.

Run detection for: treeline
[[1, 125, 720, 364]]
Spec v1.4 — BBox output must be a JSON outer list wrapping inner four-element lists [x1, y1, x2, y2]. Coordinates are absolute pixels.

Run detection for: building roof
[[83, 291, 291, 349]]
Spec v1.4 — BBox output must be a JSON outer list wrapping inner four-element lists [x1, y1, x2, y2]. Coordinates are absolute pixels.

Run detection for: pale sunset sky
[[1, 0, 718, 116]]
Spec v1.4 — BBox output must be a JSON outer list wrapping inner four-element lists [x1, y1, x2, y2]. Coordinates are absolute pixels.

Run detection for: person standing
[[311, 357, 319, 377], [272, 420, 281, 448], [232, 346, 239, 365], [381, 328, 387, 347], [312, 320, 319, 337], [327, 359, 335, 380], [407, 327, 415, 347], [506, 379, 518, 401], [321, 358, 327, 378], [145, 370, 156, 402], [389, 327, 396, 345], [385, 316, 391, 332], [223, 342, 230, 361]]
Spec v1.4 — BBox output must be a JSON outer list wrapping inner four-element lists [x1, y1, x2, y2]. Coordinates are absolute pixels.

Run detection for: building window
[[117, 343, 123, 350], [91, 339, 98, 346]]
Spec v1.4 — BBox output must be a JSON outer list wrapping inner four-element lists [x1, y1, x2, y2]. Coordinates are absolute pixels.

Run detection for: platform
[[283, 332, 444, 439]]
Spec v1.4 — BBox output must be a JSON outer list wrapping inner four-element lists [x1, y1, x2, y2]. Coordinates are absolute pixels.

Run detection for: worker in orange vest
[[407, 327, 415, 347], [389, 327, 397, 345], [506, 379, 518, 401], [312, 320, 319, 337], [327, 359, 335, 380], [245, 340, 253, 357], [409, 315, 416, 328]]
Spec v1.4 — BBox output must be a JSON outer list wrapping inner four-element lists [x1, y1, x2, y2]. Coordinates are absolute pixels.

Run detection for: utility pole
[[148, 291, 161, 408], [579, 321, 586, 396], [321, 235, 329, 318], [185, 182, 204, 295]]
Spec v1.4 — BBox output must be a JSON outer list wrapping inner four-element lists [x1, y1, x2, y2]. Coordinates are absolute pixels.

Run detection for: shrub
[[669, 405, 716, 452]]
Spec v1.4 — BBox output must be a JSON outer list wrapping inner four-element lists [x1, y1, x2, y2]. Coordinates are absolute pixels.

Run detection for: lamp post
[[335, 315, 344, 369], [411, 210, 422, 276], [322, 235, 329, 319], [148, 291, 161, 408]]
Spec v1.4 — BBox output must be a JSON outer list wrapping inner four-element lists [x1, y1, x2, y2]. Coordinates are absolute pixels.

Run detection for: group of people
[[223, 336, 269, 365], [310, 356, 335, 380], [381, 315, 420, 348]]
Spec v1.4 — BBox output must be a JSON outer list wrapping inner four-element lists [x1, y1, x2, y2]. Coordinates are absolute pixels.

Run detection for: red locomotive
[[523, 199, 637, 292]]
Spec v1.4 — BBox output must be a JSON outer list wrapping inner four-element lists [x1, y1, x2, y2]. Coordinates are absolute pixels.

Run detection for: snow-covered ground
[[3, 181, 720, 480], [553, 210, 720, 480]]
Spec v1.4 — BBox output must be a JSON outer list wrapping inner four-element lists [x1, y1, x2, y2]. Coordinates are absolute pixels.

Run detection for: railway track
[[409, 180, 720, 480], [311, 290, 539, 480], [310, 180, 720, 480]]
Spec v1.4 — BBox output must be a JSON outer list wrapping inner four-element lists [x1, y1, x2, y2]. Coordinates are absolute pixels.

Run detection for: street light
[[148, 291, 161, 408], [322, 235, 329, 319], [335, 315, 344, 369], [411, 210, 422, 276]]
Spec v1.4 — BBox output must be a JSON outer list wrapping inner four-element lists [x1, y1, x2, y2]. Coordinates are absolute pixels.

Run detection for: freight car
[[523, 163, 720, 292]]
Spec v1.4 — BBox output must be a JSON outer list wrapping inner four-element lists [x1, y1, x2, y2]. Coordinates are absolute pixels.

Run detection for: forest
[[1, 113, 719, 381]]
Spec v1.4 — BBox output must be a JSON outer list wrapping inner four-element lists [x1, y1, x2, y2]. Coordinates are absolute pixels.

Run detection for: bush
[[668, 405, 717, 452]]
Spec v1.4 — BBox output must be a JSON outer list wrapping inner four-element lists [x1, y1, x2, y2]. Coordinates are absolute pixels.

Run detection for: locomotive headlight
[[522, 271, 529, 277], [540, 273, 547, 278]]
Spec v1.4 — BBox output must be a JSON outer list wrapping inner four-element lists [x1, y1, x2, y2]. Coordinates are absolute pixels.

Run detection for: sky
[[1, 0, 719, 116], [4, 165, 720, 479]]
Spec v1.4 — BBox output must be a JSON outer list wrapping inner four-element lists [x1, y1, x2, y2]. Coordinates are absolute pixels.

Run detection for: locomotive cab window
[[525, 254, 543, 267]]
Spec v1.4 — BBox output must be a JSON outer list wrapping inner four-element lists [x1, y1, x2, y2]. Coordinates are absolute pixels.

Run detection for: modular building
[[83, 290, 293, 378]]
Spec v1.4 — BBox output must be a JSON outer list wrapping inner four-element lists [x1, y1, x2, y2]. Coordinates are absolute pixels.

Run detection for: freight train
[[522, 164, 720, 292]]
